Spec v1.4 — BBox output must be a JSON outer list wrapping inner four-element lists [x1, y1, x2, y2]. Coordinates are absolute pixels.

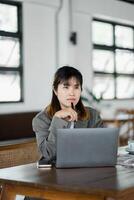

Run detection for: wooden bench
[[0, 111, 38, 141], [0, 138, 40, 169], [0, 111, 40, 168]]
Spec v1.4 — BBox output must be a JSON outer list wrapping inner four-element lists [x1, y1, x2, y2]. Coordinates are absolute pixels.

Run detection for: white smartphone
[[37, 162, 52, 168], [37, 158, 52, 168]]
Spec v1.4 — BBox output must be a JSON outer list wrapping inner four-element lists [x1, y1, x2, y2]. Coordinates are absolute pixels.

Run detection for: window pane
[[116, 50, 134, 74], [93, 49, 114, 73], [93, 75, 114, 99], [0, 37, 20, 67], [116, 76, 134, 99], [115, 25, 133, 48], [0, 72, 21, 102], [92, 21, 113, 45], [0, 3, 17, 32]]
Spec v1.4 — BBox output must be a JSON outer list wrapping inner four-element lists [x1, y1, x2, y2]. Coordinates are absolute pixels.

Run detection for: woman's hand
[[54, 108, 78, 121]]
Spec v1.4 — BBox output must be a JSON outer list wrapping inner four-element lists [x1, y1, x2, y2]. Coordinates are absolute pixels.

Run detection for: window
[[92, 19, 134, 100], [0, 0, 23, 103]]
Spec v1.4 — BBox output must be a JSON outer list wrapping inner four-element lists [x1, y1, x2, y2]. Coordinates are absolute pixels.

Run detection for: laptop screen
[[56, 128, 119, 168]]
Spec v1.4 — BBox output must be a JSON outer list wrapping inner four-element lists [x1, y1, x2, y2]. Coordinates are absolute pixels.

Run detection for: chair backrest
[[0, 111, 38, 141]]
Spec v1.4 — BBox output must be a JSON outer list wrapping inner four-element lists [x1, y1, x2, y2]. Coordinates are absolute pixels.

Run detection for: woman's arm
[[87, 107, 104, 128], [32, 111, 69, 160]]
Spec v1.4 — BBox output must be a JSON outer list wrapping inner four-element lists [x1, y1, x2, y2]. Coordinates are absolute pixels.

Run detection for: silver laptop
[[56, 128, 119, 168]]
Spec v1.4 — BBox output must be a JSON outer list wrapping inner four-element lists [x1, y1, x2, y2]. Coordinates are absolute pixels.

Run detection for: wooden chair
[[104, 109, 134, 146], [116, 109, 134, 133]]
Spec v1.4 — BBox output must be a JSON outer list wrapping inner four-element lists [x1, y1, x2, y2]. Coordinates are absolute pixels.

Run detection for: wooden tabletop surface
[[0, 163, 134, 199]]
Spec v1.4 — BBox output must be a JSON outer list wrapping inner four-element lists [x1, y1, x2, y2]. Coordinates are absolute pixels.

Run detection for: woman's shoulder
[[85, 106, 104, 128], [32, 108, 51, 127], [85, 106, 100, 115]]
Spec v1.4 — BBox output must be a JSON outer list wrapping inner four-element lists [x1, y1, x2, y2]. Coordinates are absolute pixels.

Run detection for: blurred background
[[0, 0, 134, 145]]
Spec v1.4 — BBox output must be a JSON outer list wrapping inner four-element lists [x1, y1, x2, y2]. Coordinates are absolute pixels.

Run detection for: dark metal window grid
[[0, 0, 23, 103], [92, 18, 134, 100]]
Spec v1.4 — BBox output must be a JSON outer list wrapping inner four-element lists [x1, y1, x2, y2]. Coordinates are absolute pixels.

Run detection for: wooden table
[[0, 163, 134, 200]]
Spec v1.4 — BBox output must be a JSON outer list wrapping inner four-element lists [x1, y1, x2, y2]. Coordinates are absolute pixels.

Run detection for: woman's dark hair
[[46, 66, 89, 120]]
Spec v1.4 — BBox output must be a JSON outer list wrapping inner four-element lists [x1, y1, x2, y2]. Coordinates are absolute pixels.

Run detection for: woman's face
[[54, 77, 81, 109]]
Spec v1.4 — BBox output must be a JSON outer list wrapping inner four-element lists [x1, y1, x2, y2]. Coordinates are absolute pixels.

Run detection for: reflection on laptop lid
[[56, 128, 119, 168]]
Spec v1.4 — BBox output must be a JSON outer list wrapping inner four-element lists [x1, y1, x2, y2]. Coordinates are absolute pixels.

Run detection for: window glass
[[92, 19, 134, 100], [115, 25, 133, 48], [93, 75, 114, 99], [0, 1, 22, 103], [0, 3, 17, 32], [116, 76, 134, 99], [92, 21, 113, 46], [0, 37, 20, 67], [116, 49, 134, 74], [93, 49, 114, 73], [0, 72, 21, 102]]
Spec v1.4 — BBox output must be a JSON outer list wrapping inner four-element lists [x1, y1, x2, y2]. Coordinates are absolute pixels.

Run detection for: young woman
[[32, 66, 104, 162], [24, 66, 104, 200]]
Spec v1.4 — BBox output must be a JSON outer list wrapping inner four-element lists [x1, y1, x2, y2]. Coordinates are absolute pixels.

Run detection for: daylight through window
[[0, 1, 23, 103], [92, 19, 134, 100]]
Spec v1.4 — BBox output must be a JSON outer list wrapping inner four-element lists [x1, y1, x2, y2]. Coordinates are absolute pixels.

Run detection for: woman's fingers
[[67, 109, 77, 121], [55, 108, 77, 121]]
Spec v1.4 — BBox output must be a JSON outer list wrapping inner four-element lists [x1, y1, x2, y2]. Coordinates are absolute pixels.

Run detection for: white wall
[[0, 0, 134, 117]]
